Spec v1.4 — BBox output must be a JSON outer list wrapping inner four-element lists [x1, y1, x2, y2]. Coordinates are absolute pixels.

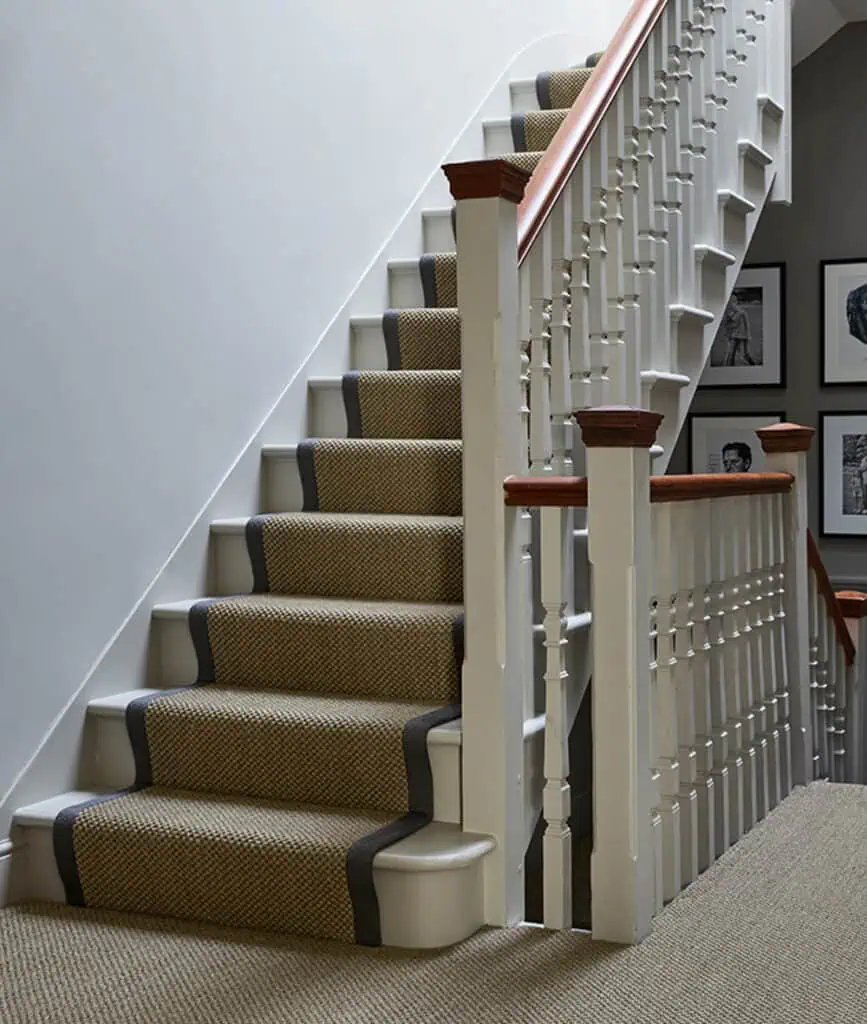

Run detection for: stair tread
[[155, 594, 463, 617], [215, 512, 462, 531], [16, 790, 492, 867], [124, 686, 455, 812], [262, 438, 462, 458]]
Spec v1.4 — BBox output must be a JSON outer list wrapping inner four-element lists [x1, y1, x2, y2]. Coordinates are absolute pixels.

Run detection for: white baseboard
[[0, 29, 595, 840]]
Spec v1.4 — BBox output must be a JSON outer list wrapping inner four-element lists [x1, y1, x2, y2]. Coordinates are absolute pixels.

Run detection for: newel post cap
[[757, 422, 815, 454], [575, 406, 663, 449], [836, 591, 867, 620], [442, 159, 531, 204]]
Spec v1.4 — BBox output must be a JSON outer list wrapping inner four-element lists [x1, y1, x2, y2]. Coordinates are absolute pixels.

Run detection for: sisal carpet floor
[[3, 783, 867, 1024]]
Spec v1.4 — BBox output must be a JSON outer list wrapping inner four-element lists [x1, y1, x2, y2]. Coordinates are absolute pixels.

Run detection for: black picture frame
[[818, 411, 867, 537], [820, 257, 867, 387], [699, 262, 787, 390], [687, 411, 787, 474]]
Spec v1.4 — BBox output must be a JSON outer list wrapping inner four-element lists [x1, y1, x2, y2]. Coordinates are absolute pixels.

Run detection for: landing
[[3, 783, 866, 1024]]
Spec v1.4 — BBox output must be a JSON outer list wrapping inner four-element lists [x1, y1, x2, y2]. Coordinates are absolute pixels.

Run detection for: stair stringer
[[654, 170, 779, 472]]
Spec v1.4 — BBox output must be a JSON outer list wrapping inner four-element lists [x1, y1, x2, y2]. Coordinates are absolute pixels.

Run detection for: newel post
[[758, 422, 815, 786], [836, 591, 867, 783], [442, 158, 532, 927], [577, 405, 662, 944]]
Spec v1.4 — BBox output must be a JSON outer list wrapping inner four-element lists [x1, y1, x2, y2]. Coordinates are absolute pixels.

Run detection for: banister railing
[[517, 0, 669, 260], [505, 414, 817, 943], [442, 0, 792, 942]]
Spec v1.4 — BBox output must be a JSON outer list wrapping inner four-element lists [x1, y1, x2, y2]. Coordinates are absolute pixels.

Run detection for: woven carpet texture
[[4, 784, 866, 1024]]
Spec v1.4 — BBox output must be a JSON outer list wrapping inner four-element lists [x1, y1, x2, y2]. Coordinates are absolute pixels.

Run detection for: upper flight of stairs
[[10, 54, 608, 951]]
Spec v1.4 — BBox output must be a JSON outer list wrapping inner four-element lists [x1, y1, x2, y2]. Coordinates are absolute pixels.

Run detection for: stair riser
[[387, 264, 426, 311], [264, 452, 304, 513], [483, 119, 513, 158], [509, 79, 539, 114], [350, 319, 389, 372], [421, 210, 455, 254], [308, 383, 347, 438], [87, 709, 462, 827], [13, 820, 485, 949]]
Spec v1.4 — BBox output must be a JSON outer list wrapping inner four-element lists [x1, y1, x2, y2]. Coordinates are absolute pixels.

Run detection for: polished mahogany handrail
[[517, 0, 669, 263], [650, 472, 794, 503], [808, 530, 856, 666], [503, 472, 793, 507]]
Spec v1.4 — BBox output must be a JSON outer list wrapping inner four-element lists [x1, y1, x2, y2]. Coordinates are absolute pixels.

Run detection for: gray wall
[[670, 23, 867, 588]]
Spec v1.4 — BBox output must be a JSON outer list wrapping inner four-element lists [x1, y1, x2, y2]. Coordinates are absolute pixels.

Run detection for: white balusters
[[652, 502, 684, 901], [671, 500, 700, 885], [569, 162, 594, 415], [540, 503, 572, 929], [716, 497, 746, 845], [733, 495, 759, 831], [527, 224, 553, 477], [604, 94, 629, 405], [690, 498, 719, 871], [549, 196, 574, 478], [620, 69, 643, 409], [588, 134, 612, 407]]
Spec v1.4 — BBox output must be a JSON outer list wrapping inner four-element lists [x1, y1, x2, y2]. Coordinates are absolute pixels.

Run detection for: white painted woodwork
[[540, 505, 572, 929], [510, 78, 540, 114], [11, 795, 495, 950], [262, 444, 305, 513], [307, 378, 349, 438], [453, 190, 528, 927], [586, 446, 655, 944], [651, 503, 684, 902], [482, 118, 515, 158], [422, 208, 456, 254], [386, 262, 427, 311], [763, 447, 813, 786], [350, 316, 391, 371]]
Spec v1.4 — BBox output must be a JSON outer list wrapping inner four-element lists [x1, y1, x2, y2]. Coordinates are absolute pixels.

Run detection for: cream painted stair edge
[[0, 29, 598, 841], [9, 794, 495, 950]]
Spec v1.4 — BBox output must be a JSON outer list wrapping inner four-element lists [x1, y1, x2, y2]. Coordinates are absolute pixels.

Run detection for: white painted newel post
[[757, 423, 815, 787], [442, 159, 532, 927], [577, 405, 663, 944]]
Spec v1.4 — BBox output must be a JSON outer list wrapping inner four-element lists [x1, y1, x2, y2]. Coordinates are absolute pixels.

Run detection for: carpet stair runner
[[47, 57, 599, 947]]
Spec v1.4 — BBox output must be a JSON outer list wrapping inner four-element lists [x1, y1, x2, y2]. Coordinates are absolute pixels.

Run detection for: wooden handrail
[[517, 0, 668, 262], [503, 472, 793, 507], [808, 530, 856, 666], [650, 473, 794, 503]]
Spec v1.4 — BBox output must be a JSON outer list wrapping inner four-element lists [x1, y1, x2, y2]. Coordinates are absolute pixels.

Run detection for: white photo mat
[[821, 413, 867, 536], [688, 414, 784, 474], [700, 264, 785, 388], [822, 260, 867, 385]]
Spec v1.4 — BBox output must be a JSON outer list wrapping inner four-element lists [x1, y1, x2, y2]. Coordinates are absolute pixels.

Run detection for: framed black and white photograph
[[820, 413, 867, 536], [821, 259, 867, 385], [699, 263, 786, 388], [688, 413, 785, 474]]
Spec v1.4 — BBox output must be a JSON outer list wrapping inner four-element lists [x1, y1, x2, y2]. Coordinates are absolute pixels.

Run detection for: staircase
[[8, 0, 793, 952]]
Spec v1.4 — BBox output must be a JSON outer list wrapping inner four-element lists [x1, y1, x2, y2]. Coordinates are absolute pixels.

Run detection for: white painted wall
[[0, 1, 631, 830], [792, 0, 845, 64]]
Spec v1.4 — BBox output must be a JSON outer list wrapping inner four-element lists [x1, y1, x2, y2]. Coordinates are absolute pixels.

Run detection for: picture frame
[[819, 413, 867, 537], [699, 263, 786, 389], [687, 412, 785, 475], [821, 258, 867, 386]]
